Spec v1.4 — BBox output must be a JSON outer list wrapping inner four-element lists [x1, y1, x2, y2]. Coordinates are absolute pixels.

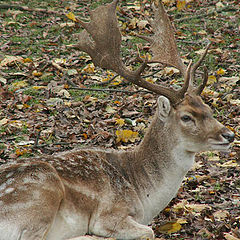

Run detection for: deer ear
[[157, 96, 171, 122]]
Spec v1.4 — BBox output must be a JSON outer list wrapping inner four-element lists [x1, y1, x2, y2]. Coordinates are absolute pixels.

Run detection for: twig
[[68, 87, 151, 94], [143, 69, 162, 78], [32, 142, 72, 149], [34, 130, 41, 148], [0, 4, 62, 15], [51, 61, 79, 87], [175, 6, 237, 23], [92, 74, 119, 87]]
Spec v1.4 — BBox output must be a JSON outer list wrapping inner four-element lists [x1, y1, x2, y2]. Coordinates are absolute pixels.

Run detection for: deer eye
[[181, 115, 192, 122]]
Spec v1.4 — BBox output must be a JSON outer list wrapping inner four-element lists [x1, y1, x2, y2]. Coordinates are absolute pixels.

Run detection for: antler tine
[[178, 60, 192, 97], [189, 42, 211, 83], [195, 66, 208, 95]]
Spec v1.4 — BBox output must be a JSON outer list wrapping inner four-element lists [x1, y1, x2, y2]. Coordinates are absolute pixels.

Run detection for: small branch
[[34, 130, 41, 148], [91, 74, 120, 87], [0, 4, 62, 15], [31, 142, 72, 149], [68, 87, 151, 94], [143, 69, 162, 78], [175, 6, 237, 23]]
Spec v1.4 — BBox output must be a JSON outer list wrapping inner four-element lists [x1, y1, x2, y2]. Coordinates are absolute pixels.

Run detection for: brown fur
[[0, 94, 234, 240]]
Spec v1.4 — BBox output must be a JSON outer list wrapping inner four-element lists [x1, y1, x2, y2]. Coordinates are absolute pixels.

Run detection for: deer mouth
[[210, 142, 231, 150]]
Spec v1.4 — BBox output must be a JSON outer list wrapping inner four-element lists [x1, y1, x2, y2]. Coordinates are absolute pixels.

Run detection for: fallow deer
[[0, 1, 235, 240]]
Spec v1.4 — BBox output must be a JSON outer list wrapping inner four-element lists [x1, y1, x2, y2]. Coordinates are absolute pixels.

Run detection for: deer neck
[[121, 113, 195, 224]]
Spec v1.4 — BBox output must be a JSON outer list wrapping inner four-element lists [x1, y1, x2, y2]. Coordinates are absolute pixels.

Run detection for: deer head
[[156, 95, 234, 154]]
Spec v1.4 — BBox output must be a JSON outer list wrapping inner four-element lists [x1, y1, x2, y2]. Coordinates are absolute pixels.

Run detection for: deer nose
[[222, 131, 235, 143]]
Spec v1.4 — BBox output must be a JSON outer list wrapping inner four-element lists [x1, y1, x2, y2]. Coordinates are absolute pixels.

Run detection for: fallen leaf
[[163, 67, 180, 76], [177, 0, 186, 10], [46, 98, 64, 106], [219, 76, 239, 86], [57, 89, 71, 99], [66, 12, 77, 22], [115, 118, 125, 126], [11, 80, 28, 89], [137, 20, 149, 29], [67, 69, 78, 76], [106, 105, 116, 114], [224, 233, 240, 240], [216, 68, 226, 75], [129, 17, 138, 29], [0, 118, 9, 126], [158, 222, 181, 234], [0, 55, 23, 67], [177, 218, 188, 224], [116, 129, 139, 143], [216, 2, 225, 9], [186, 203, 212, 212], [213, 210, 229, 221], [32, 70, 42, 77], [216, 160, 238, 168], [207, 75, 217, 85], [0, 76, 7, 85], [23, 58, 32, 63], [82, 63, 95, 73]]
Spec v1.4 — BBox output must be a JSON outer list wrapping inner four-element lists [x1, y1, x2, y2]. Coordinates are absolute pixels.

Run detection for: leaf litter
[[0, 0, 239, 239]]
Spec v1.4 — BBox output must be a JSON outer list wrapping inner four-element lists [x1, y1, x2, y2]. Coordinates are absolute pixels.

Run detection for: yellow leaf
[[11, 80, 28, 89], [32, 86, 47, 90], [116, 130, 139, 143], [162, 0, 175, 5], [216, 68, 226, 75], [32, 70, 42, 77], [111, 76, 123, 86], [145, 78, 155, 84], [115, 119, 125, 126], [216, 160, 238, 168], [207, 75, 217, 85], [158, 222, 181, 234], [82, 63, 95, 73], [15, 148, 29, 157], [66, 12, 77, 22], [177, 0, 186, 11], [23, 58, 32, 63]]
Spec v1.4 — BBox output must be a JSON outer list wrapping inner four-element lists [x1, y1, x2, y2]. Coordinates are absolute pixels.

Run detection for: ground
[[0, 0, 239, 239]]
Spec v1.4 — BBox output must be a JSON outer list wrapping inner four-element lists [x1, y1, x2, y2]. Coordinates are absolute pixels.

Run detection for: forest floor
[[0, 0, 239, 239]]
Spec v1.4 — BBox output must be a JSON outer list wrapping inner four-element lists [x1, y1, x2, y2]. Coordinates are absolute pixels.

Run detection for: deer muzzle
[[208, 126, 235, 151]]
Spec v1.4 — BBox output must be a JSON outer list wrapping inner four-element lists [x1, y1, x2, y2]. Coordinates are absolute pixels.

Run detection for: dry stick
[[32, 142, 72, 149], [92, 74, 119, 87], [175, 6, 237, 23], [0, 4, 62, 15], [68, 87, 151, 94]]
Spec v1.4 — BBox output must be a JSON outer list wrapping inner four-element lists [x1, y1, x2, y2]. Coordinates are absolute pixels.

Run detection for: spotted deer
[[0, 1, 235, 240]]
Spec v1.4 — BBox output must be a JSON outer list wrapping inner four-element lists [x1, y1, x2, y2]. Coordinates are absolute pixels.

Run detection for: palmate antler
[[76, 0, 210, 104]]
